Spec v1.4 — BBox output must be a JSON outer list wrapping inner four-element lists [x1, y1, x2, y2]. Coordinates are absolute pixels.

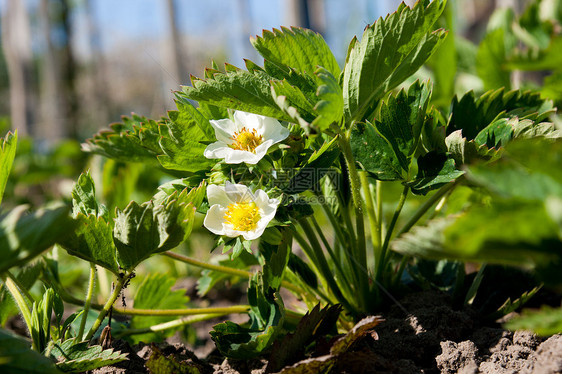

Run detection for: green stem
[[115, 313, 225, 338], [310, 216, 354, 297], [337, 130, 369, 309], [376, 180, 383, 247], [377, 185, 409, 279], [359, 171, 380, 261], [1, 273, 33, 338], [163, 251, 304, 295], [297, 219, 357, 314], [85, 273, 129, 342], [112, 305, 250, 316], [77, 263, 96, 342], [5, 270, 35, 305], [396, 180, 457, 237]]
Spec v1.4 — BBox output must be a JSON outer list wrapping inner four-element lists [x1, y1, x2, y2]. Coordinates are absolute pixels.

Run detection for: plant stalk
[[85, 273, 129, 342], [377, 185, 409, 279], [162, 251, 304, 295], [337, 130, 369, 310], [396, 180, 457, 237], [1, 273, 33, 338], [77, 263, 96, 342]]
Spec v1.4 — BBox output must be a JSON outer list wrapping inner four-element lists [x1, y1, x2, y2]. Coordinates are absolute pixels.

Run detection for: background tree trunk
[[1, 0, 35, 136]]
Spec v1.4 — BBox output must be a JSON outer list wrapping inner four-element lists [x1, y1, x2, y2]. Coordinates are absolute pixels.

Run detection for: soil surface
[[91, 289, 562, 374]]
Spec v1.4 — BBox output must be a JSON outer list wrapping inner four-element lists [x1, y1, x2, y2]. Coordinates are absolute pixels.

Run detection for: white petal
[[203, 205, 228, 236], [224, 182, 255, 203], [234, 111, 262, 132], [207, 184, 232, 207], [241, 217, 270, 240], [210, 118, 237, 143], [261, 117, 290, 144], [224, 149, 263, 164], [204, 141, 232, 160]]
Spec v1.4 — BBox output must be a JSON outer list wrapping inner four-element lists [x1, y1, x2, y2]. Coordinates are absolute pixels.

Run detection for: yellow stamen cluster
[[223, 202, 261, 231], [229, 127, 263, 153]]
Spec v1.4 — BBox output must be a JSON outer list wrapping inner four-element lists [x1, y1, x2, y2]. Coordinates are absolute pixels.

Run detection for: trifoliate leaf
[[251, 26, 340, 78], [51, 339, 127, 372], [342, 0, 447, 122], [447, 88, 555, 141], [82, 114, 162, 165], [114, 186, 200, 270], [181, 67, 292, 121], [58, 214, 119, 274], [129, 273, 190, 344], [0, 131, 17, 207], [158, 100, 216, 173]]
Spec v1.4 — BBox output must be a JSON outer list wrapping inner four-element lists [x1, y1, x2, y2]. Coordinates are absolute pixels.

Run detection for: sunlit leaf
[[251, 26, 340, 78], [342, 0, 446, 122]]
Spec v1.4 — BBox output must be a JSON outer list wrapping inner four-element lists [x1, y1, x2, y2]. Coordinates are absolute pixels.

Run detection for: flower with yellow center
[[204, 111, 289, 164], [203, 182, 279, 240]]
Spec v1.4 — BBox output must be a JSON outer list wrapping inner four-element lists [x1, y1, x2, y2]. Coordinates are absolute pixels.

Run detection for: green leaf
[[445, 129, 502, 166], [311, 67, 344, 130], [285, 137, 340, 193], [181, 68, 291, 121], [0, 131, 17, 207], [82, 114, 162, 165], [342, 0, 447, 122], [407, 152, 464, 195], [287, 253, 318, 289], [158, 100, 216, 173], [447, 88, 555, 141], [271, 79, 317, 126], [0, 204, 75, 273], [504, 306, 562, 336], [490, 286, 541, 321], [0, 328, 61, 374], [426, 3, 456, 107], [474, 117, 514, 148], [58, 214, 119, 274], [476, 28, 512, 91], [350, 121, 403, 181], [51, 339, 127, 372], [466, 139, 562, 201], [129, 273, 190, 344], [508, 36, 562, 71], [373, 81, 432, 172], [71, 172, 108, 219], [114, 184, 202, 270], [251, 26, 340, 78]]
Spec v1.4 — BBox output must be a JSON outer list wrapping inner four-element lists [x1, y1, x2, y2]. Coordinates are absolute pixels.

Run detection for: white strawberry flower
[[204, 111, 290, 164], [203, 182, 280, 241]]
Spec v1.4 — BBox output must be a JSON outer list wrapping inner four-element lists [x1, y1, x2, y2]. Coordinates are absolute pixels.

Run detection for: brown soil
[[92, 289, 562, 374]]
